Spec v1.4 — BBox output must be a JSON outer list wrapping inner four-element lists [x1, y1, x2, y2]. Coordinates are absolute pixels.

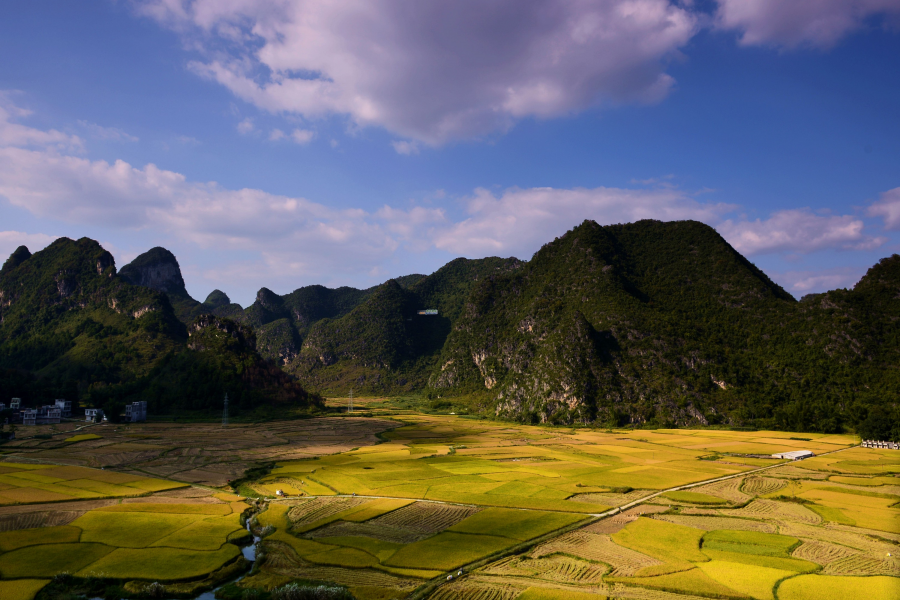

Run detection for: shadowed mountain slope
[[0, 239, 322, 417]]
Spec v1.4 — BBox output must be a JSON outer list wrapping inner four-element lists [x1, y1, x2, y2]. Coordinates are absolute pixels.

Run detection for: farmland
[[0, 415, 896, 600]]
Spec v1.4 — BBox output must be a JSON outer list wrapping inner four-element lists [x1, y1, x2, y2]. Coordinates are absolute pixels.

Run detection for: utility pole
[[348, 388, 353, 414], [222, 393, 229, 427]]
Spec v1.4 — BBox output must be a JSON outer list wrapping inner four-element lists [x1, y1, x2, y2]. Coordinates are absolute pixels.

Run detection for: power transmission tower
[[222, 393, 229, 427], [348, 388, 353, 414]]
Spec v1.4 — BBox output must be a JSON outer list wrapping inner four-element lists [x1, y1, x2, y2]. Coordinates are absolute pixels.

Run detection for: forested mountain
[[6, 221, 898, 439], [431, 220, 899, 439], [0, 239, 322, 418]]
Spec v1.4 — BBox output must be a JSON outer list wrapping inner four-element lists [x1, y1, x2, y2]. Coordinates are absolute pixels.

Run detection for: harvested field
[[653, 515, 775, 533], [583, 505, 669, 535], [0, 510, 85, 532], [740, 476, 787, 496], [689, 478, 749, 504], [429, 580, 523, 600], [607, 582, 716, 600], [659, 491, 728, 505], [263, 541, 419, 591], [730, 499, 821, 524], [371, 502, 481, 535], [766, 466, 830, 480], [530, 530, 661, 576], [568, 489, 652, 506], [823, 554, 900, 577], [305, 519, 420, 544], [482, 555, 607, 584], [287, 497, 369, 527], [791, 540, 858, 565]]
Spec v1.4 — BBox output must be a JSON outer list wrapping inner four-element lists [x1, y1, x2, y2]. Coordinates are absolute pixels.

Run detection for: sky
[[1, 0, 899, 306]]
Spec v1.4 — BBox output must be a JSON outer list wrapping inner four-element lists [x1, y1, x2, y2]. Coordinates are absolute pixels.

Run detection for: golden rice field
[[0, 415, 897, 600], [0, 461, 187, 504]]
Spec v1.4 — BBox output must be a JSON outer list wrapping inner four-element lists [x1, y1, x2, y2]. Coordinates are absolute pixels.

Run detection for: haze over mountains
[[1, 220, 898, 440]]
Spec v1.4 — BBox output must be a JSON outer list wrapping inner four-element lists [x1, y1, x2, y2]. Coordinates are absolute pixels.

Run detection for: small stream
[[193, 519, 261, 600]]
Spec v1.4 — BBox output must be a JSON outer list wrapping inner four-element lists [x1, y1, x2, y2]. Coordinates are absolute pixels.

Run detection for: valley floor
[[0, 415, 896, 600]]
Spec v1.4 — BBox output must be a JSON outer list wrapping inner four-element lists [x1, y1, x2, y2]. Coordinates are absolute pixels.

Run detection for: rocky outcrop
[[119, 247, 188, 297]]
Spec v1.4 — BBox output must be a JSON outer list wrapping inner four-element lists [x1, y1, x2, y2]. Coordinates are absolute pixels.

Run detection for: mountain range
[[0, 238, 322, 421], [2, 220, 898, 440]]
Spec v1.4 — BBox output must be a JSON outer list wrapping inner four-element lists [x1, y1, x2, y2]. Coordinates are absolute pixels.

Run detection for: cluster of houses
[[861, 440, 899, 450], [2, 399, 147, 425]]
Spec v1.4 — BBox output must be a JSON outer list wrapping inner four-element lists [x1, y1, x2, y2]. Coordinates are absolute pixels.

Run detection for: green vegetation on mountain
[[9, 220, 899, 439], [431, 220, 899, 437], [0, 239, 321, 417]]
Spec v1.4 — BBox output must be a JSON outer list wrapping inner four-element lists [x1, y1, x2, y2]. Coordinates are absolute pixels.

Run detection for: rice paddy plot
[[659, 491, 728, 505], [702, 530, 799, 558], [384, 532, 513, 571], [429, 580, 523, 600], [608, 566, 748, 600], [696, 560, 793, 600], [76, 545, 242, 580], [612, 518, 707, 565], [653, 515, 775, 533], [0, 525, 81, 551], [777, 574, 900, 600], [0, 542, 114, 578], [740, 477, 787, 496], [446, 508, 586, 541], [0, 579, 50, 600]]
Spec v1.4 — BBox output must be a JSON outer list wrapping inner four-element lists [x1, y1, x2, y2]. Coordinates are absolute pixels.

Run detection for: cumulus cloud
[[135, 0, 698, 144], [717, 208, 885, 255], [715, 0, 900, 48], [432, 186, 736, 257], [268, 128, 286, 141], [0, 97, 891, 294], [77, 120, 139, 142], [866, 186, 900, 229]]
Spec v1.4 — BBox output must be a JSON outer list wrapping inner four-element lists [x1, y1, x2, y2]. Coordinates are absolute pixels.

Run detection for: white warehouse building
[[771, 450, 814, 460]]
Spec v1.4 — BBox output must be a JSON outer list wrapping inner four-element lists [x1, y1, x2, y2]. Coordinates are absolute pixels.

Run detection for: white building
[[85, 408, 104, 422], [125, 401, 147, 422], [10, 398, 21, 410], [771, 450, 814, 460], [55, 400, 72, 418]]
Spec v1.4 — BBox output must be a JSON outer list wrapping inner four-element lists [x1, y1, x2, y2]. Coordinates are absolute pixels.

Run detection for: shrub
[[271, 583, 354, 600], [144, 582, 166, 599]]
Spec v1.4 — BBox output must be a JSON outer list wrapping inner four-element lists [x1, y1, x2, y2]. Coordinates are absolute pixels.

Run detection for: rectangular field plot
[[0, 462, 185, 504], [76, 545, 241, 580]]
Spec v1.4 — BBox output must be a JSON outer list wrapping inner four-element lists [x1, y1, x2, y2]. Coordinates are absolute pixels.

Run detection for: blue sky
[[1, 0, 899, 305]]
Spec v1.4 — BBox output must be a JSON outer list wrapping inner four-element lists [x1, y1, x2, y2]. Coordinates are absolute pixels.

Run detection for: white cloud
[[392, 140, 419, 155], [0, 92, 82, 150], [715, 0, 900, 48], [135, 0, 698, 144], [772, 266, 867, 294], [717, 209, 886, 255], [0, 98, 891, 296], [291, 128, 315, 144], [268, 128, 286, 141], [432, 186, 736, 257], [77, 120, 139, 142], [177, 135, 201, 145], [0, 231, 58, 264], [236, 117, 255, 134], [866, 186, 900, 229]]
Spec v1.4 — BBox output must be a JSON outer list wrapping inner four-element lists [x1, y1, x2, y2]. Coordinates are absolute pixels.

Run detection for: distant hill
[[62, 220, 900, 439], [0, 239, 322, 417]]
